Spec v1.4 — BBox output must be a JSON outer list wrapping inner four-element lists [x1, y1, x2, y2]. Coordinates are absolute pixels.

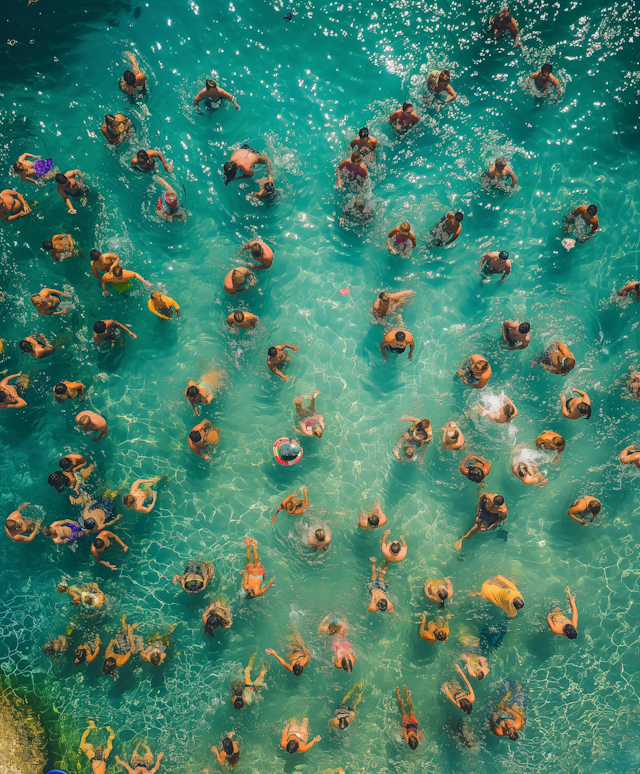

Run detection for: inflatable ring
[[273, 437, 303, 467], [47, 770, 71, 774]]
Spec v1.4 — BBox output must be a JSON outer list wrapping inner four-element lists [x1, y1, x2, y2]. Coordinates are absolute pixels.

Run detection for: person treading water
[[223, 145, 272, 185], [483, 157, 518, 189], [193, 78, 240, 111], [480, 250, 511, 282], [502, 320, 530, 350], [387, 222, 416, 256]]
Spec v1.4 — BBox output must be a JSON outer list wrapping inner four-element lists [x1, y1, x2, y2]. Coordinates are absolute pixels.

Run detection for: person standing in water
[[241, 240, 273, 269], [502, 320, 530, 350], [349, 127, 378, 158], [131, 149, 173, 173], [387, 222, 416, 256], [536, 341, 575, 374], [427, 69, 457, 109], [148, 291, 180, 319], [294, 390, 325, 437], [381, 329, 415, 360], [272, 487, 309, 522], [480, 251, 511, 281], [265, 632, 310, 675], [188, 420, 220, 460], [53, 380, 85, 404], [226, 310, 258, 329], [90, 250, 119, 280], [443, 665, 475, 714], [193, 79, 240, 111], [425, 577, 453, 608], [458, 356, 491, 388], [185, 380, 214, 416], [224, 267, 255, 294], [454, 493, 507, 549], [389, 102, 419, 131], [240, 537, 275, 598], [432, 212, 463, 245], [536, 431, 566, 462], [381, 530, 407, 565], [55, 170, 87, 214], [492, 8, 522, 47], [530, 63, 561, 96], [442, 421, 465, 450], [93, 320, 137, 347], [123, 477, 162, 513], [470, 575, 524, 617], [19, 334, 53, 359], [336, 151, 368, 187], [155, 177, 186, 221], [395, 685, 422, 749], [565, 204, 598, 241], [547, 586, 578, 639], [43, 234, 77, 262], [280, 718, 321, 754], [483, 157, 518, 189], [223, 145, 272, 184], [102, 265, 152, 295], [308, 525, 332, 552], [561, 388, 591, 420], [267, 343, 299, 382], [120, 51, 147, 95], [76, 411, 108, 441], [331, 681, 365, 730], [102, 113, 132, 146], [372, 290, 416, 321], [567, 496, 601, 526], [91, 530, 128, 570], [31, 287, 71, 316], [4, 502, 39, 542], [357, 500, 387, 529], [79, 720, 115, 774]]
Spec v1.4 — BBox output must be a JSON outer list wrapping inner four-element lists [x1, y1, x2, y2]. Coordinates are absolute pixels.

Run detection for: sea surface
[[1, 0, 640, 772]]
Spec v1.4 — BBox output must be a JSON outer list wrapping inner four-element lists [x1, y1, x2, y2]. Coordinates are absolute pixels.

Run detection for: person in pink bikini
[[293, 391, 325, 437], [336, 151, 368, 186], [389, 102, 420, 131]]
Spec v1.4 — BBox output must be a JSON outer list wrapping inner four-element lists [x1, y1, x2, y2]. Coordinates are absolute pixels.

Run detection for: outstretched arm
[[265, 649, 291, 671]]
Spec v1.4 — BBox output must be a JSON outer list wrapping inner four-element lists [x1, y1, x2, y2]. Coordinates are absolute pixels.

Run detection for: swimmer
[[76, 411, 108, 441], [0, 189, 30, 222], [174, 560, 214, 592], [427, 69, 457, 109], [461, 645, 489, 680], [43, 234, 77, 262], [357, 500, 387, 529], [140, 626, 176, 666], [58, 581, 104, 614], [5, 502, 39, 542], [560, 388, 591, 420], [267, 343, 299, 382], [565, 204, 598, 241], [48, 469, 79, 495], [272, 487, 310, 523], [253, 176, 276, 200], [42, 519, 87, 545], [372, 290, 416, 320], [115, 744, 163, 774], [381, 329, 415, 360], [53, 380, 85, 404], [548, 586, 578, 639], [432, 212, 463, 245], [90, 250, 119, 279], [223, 145, 272, 184], [13, 152, 54, 184], [59, 455, 90, 480], [224, 267, 256, 294], [148, 290, 180, 319], [530, 63, 561, 96], [502, 320, 530, 350], [568, 496, 601, 526], [618, 281, 640, 300], [0, 372, 28, 409], [535, 341, 576, 375], [458, 355, 491, 388], [79, 720, 114, 774], [211, 733, 240, 769], [31, 287, 71, 316], [188, 420, 221, 461], [318, 615, 348, 637], [389, 102, 420, 131], [241, 537, 275, 598], [294, 390, 325, 437], [185, 380, 213, 416], [459, 453, 491, 483], [381, 529, 407, 564], [425, 577, 453, 608], [336, 151, 368, 187], [491, 685, 526, 740], [492, 8, 522, 47], [91, 530, 128, 570], [443, 665, 475, 714], [469, 575, 524, 617], [75, 637, 101, 665], [80, 499, 121, 532], [265, 632, 310, 675], [387, 222, 416, 255], [102, 265, 152, 295], [536, 431, 566, 462], [131, 149, 173, 173], [455, 493, 507, 549], [393, 416, 431, 460], [341, 194, 374, 224], [43, 634, 70, 658], [512, 459, 547, 486], [395, 685, 422, 749], [102, 113, 132, 146], [193, 79, 240, 111], [280, 718, 321, 754], [309, 525, 332, 552], [241, 240, 273, 269], [231, 653, 269, 709], [442, 421, 465, 450], [620, 444, 640, 468], [120, 51, 147, 95], [226, 310, 258, 329], [628, 371, 640, 400], [123, 477, 162, 513], [331, 681, 365, 729], [368, 556, 394, 612], [350, 126, 378, 158], [483, 157, 518, 189], [55, 170, 87, 214], [19, 333, 53, 359], [156, 176, 186, 221], [203, 600, 233, 637], [479, 251, 511, 282], [93, 319, 137, 347], [419, 612, 452, 643], [478, 395, 517, 423]]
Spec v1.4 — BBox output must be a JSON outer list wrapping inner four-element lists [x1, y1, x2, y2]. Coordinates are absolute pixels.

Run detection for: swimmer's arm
[[444, 224, 461, 244], [114, 321, 137, 338], [265, 649, 291, 671], [87, 638, 101, 662], [499, 264, 511, 282], [560, 393, 572, 418], [479, 254, 488, 271], [148, 753, 164, 774], [381, 339, 390, 360], [494, 575, 518, 591], [104, 532, 127, 551], [409, 231, 417, 247], [568, 590, 578, 627], [268, 363, 289, 381], [408, 340, 415, 360], [219, 88, 240, 109], [149, 151, 173, 173], [507, 168, 518, 187], [282, 343, 299, 351], [299, 736, 321, 752], [255, 577, 275, 596], [443, 85, 457, 103], [131, 272, 153, 288], [510, 20, 521, 46], [9, 192, 31, 219], [91, 544, 116, 570], [193, 89, 207, 106]]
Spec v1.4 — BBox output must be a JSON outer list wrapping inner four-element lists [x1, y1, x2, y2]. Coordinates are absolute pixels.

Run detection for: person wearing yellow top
[[470, 575, 524, 617], [148, 290, 180, 319]]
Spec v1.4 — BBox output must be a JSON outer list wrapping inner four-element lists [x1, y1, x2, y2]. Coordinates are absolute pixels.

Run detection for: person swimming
[[336, 151, 368, 186], [387, 222, 416, 255], [395, 685, 422, 749]]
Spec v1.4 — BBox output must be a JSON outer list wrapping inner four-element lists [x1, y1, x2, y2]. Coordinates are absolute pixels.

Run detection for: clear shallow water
[[1, 0, 640, 772]]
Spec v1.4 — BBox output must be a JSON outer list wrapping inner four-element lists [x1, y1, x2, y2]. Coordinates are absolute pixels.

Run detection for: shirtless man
[[565, 204, 598, 241], [241, 240, 273, 269], [91, 531, 128, 570], [90, 250, 119, 280], [193, 79, 240, 111], [223, 145, 271, 184], [5, 503, 39, 542], [268, 343, 299, 382], [120, 52, 146, 95], [512, 460, 547, 486], [32, 288, 71, 317], [123, 477, 162, 513], [368, 557, 394, 612], [0, 189, 30, 222], [536, 431, 565, 462], [42, 234, 76, 262], [102, 265, 152, 295], [254, 176, 276, 200], [458, 355, 491, 389], [480, 251, 511, 281], [389, 102, 419, 131], [478, 395, 517, 423], [184, 380, 213, 416], [547, 586, 578, 639], [483, 157, 518, 189], [80, 502, 120, 532], [19, 334, 53, 359], [102, 113, 132, 146], [358, 500, 387, 529], [530, 63, 560, 96], [349, 127, 378, 158], [372, 290, 416, 321], [294, 390, 325, 437], [381, 329, 415, 360], [224, 267, 255, 294], [226, 310, 258, 329], [308, 526, 332, 552], [55, 170, 86, 214], [76, 411, 108, 441], [131, 149, 173, 173], [381, 529, 407, 564], [620, 444, 640, 469], [492, 8, 521, 47], [455, 493, 507, 549], [188, 420, 220, 461], [93, 319, 136, 347], [459, 453, 490, 483], [618, 281, 640, 301], [561, 388, 591, 420], [53, 380, 85, 404], [568, 496, 601, 526], [0, 373, 28, 409], [432, 212, 463, 245], [502, 320, 530, 350], [442, 421, 465, 450]]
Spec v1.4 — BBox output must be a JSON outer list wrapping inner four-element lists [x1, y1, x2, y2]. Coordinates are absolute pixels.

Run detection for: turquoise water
[[1, 0, 640, 772]]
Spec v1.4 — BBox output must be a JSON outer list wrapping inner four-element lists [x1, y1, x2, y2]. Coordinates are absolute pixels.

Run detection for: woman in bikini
[[536, 341, 575, 375], [211, 733, 240, 769], [387, 222, 416, 255], [240, 538, 275, 598], [331, 681, 364, 730], [202, 600, 233, 637], [336, 151, 368, 187], [42, 519, 86, 545], [389, 102, 420, 131], [294, 390, 325, 437], [80, 720, 115, 774], [561, 388, 591, 420], [13, 152, 54, 184], [75, 636, 101, 665], [280, 718, 321, 754], [174, 560, 214, 592], [115, 744, 163, 774], [395, 685, 422, 749], [567, 496, 601, 526], [265, 631, 309, 675], [443, 665, 475, 714], [332, 636, 357, 672], [272, 487, 309, 521], [427, 70, 457, 109]]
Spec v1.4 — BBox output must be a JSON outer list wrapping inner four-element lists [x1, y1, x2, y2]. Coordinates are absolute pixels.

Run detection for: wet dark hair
[[83, 517, 97, 531], [459, 698, 473, 715], [518, 322, 531, 334], [435, 628, 447, 641], [75, 647, 88, 663], [137, 149, 149, 160], [587, 204, 598, 216], [233, 311, 245, 323], [186, 386, 199, 398], [541, 63, 553, 74], [268, 347, 278, 357], [189, 430, 202, 443], [563, 623, 577, 639], [504, 403, 515, 418], [315, 529, 326, 542], [204, 612, 229, 637], [112, 265, 123, 277], [54, 383, 68, 395], [43, 642, 56, 655], [0, 391, 6, 402], [358, 127, 369, 137], [93, 537, 105, 550], [402, 102, 413, 111], [245, 588, 255, 599], [377, 598, 388, 611], [338, 716, 349, 729], [206, 79, 217, 89], [149, 651, 162, 666], [588, 500, 601, 515], [105, 113, 116, 124], [90, 249, 101, 261], [494, 495, 505, 506], [223, 161, 238, 180], [93, 321, 107, 334], [395, 331, 406, 342], [222, 738, 233, 755], [341, 656, 353, 673], [437, 588, 448, 609], [476, 671, 485, 681], [577, 402, 591, 419], [561, 357, 576, 374], [513, 598, 524, 610], [19, 340, 33, 353], [55, 173, 68, 185], [184, 578, 202, 592], [42, 240, 54, 251], [467, 467, 485, 482], [408, 734, 419, 749], [103, 657, 116, 674], [327, 622, 340, 635], [379, 292, 390, 302], [5, 518, 18, 530], [506, 726, 519, 741], [292, 662, 304, 676], [390, 541, 401, 554], [48, 471, 68, 492], [123, 70, 136, 85], [233, 697, 244, 710], [263, 182, 275, 195], [368, 514, 380, 526], [455, 212, 464, 222], [285, 739, 300, 754], [495, 156, 508, 167], [498, 251, 509, 260], [250, 243, 263, 258]]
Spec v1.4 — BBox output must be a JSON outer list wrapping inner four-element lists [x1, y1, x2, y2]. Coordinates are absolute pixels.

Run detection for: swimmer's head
[[404, 445, 416, 459], [13, 161, 26, 174], [186, 386, 199, 398], [434, 628, 447, 641], [55, 173, 68, 185], [42, 240, 54, 251], [504, 403, 515, 418], [5, 518, 19, 530], [498, 251, 509, 260], [19, 340, 33, 353], [476, 670, 485, 681], [459, 698, 473, 715], [123, 494, 135, 509], [312, 423, 323, 438], [402, 102, 413, 112], [284, 499, 297, 513], [136, 150, 150, 162], [189, 430, 202, 443], [93, 537, 106, 550], [184, 579, 202, 592], [467, 467, 485, 483], [541, 63, 553, 74], [77, 414, 92, 428], [223, 160, 238, 181], [250, 243, 263, 258], [315, 528, 326, 542], [292, 661, 304, 676], [471, 358, 489, 373], [497, 9, 512, 21], [395, 331, 406, 342], [165, 191, 178, 207], [455, 211, 463, 222], [437, 588, 449, 608], [561, 357, 576, 374], [122, 70, 136, 86], [232, 269, 245, 284], [268, 347, 278, 358], [83, 518, 97, 531], [233, 311, 245, 323], [263, 181, 275, 195], [244, 588, 255, 599], [368, 513, 380, 526], [31, 294, 43, 307], [389, 540, 402, 555], [376, 598, 388, 611], [105, 114, 117, 126], [233, 696, 244, 710], [551, 435, 566, 451], [588, 500, 601, 515], [338, 716, 349, 729], [447, 429, 459, 441], [327, 622, 340, 635], [222, 738, 234, 755], [493, 495, 505, 506], [90, 250, 102, 261], [112, 265, 123, 278], [42, 642, 56, 655], [149, 651, 162, 666], [587, 204, 598, 216], [439, 69, 451, 83], [93, 321, 107, 334], [150, 291, 163, 303], [48, 471, 68, 492], [54, 383, 68, 395], [505, 725, 519, 741], [204, 611, 229, 637], [42, 526, 57, 537], [286, 740, 299, 754], [495, 156, 508, 170], [351, 151, 362, 164], [358, 127, 369, 138], [379, 292, 390, 302], [399, 221, 411, 233], [341, 655, 354, 672], [408, 733, 419, 749], [75, 647, 88, 664], [518, 322, 531, 334], [563, 623, 578, 639], [513, 598, 524, 610], [206, 79, 217, 89], [102, 656, 117, 675]]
